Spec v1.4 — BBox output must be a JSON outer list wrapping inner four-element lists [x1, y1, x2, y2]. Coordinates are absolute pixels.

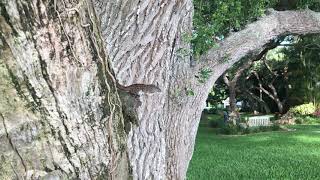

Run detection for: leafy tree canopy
[[192, 0, 320, 57], [284, 35, 320, 104]]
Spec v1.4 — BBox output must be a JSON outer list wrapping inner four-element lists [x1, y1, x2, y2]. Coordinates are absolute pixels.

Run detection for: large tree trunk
[[0, 1, 129, 179], [223, 74, 237, 112], [94, 1, 202, 179], [229, 83, 237, 112], [2, 0, 320, 179], [94, 1, 320, 179]]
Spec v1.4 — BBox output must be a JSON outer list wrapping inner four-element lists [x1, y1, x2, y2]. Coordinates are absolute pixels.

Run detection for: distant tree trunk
[[269, 84, 285, 113], [222, 46, 275, 114], [229, 83, 237, 112], [0, 1, 128, 179], [252, 72, 285, 114], [223, 59, 254, 114], [244, 90, 271, 114], [223, 74, 236, 112], [2, 0, 320, 179]]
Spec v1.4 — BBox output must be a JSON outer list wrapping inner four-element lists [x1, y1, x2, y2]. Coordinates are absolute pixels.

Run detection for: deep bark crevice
[[1, 113, 27, 173]]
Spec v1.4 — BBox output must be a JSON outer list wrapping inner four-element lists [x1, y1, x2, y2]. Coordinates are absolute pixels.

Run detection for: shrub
[[243, 127, 251, 134], [274, 113, 281, 120], [259, 126, 269, 132], [219, 123, 281, 135], [208, 119, 220, 128], [219, 123, 239, 135], [203, 108, 215, 114], [289, 103, 316, 115], [304, 115, 320, 124], [271, 124, 281, 131], [243, 126, 270, 134], [293, 115, 320, 125], [252, 127, 260, 133], [269, 117, 275, 121], [313, 109, 320, 117], [295, 117, 304, 124], [207, 108, 217, 114]]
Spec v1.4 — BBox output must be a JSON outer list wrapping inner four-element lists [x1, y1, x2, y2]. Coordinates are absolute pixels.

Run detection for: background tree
[[249, 49, 289, 114], [206, 83, 228, 108], [284, 35, 320, 106], [222, 60, 254, 113], [232, 35, 320, 114]]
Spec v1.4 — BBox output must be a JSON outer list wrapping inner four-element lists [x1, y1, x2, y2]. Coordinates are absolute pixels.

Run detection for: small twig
[[54, 0, 82, 65], [83, 1, 122, 179]]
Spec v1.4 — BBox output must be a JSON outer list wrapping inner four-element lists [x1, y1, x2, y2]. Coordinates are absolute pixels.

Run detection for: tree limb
[[230, 59, 254, 84], [268, 83, 279, 100], [244, 90, 271, 114], [263, 58, 278, 76], [252, 71, 276, 100], [197, 9, 320, 78], [223, 73, 230, 86]]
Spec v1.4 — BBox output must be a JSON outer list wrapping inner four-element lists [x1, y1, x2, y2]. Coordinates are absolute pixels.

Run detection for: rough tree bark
[[94, 1, 198, 179], [2, 0, 320, 179], [0, 0, 129, 179]]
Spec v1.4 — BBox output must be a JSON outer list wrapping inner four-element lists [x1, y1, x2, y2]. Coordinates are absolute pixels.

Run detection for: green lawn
[[187, 125, 320, 179]]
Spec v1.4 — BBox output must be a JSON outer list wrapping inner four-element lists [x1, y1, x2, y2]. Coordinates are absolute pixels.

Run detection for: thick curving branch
[[197, 9, 320, 77]]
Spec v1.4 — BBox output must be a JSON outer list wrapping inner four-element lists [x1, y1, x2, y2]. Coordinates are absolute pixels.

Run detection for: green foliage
[[203, 108, 214, 114], [182, 33, 196, 43], [208, 118, 223, 128], [171, 88, 182, 99], [196, 68, 212, 83], [289, 103, 316, 115], [176, 48, 192, 58], [303, 115, 318, 124], [269, 116, 277, 121], [188, 125, 320, 179], [236, 34, 320, 114], [295, 116, 304, 124], [200, 113, 223, 128], [192, 0, 320, 57], [314, 108, 320, 117], [186, 88, 195, 96], [192, 0, 278, 56], [207, 83, 228, 106], [296, 0, 320, 9], [203, 113, 280, 134], [219, 124, 281, 135], [271, 123, 281, 131], [294, 115, 320, 124], [283, 35, 320, 105], [219, 123, 238, 135], [244, 126, 261, 134]]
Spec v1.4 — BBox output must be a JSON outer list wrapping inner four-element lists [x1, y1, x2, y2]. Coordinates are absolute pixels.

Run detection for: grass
[[187, 124, 320, 179]]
